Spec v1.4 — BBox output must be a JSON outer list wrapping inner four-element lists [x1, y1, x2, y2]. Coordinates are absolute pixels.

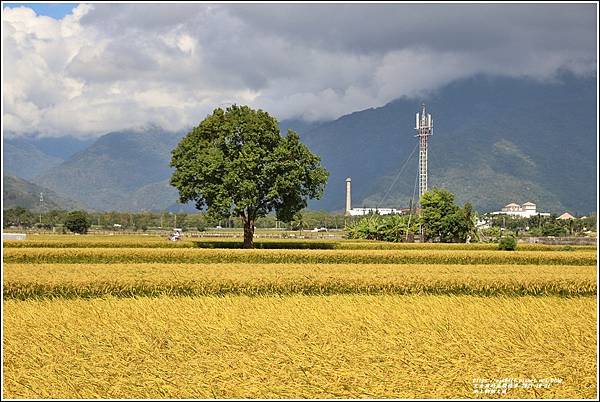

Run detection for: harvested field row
[[4, 247, 596, 265], [3, 295, 596, 399], [4, 263, 595, 299]]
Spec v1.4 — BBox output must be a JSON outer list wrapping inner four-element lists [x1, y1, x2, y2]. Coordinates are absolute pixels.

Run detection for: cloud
[[2, 3, 596, 137]]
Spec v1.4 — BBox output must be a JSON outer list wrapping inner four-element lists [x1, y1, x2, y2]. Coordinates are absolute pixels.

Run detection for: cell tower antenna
[[414, 103, 433, 203]]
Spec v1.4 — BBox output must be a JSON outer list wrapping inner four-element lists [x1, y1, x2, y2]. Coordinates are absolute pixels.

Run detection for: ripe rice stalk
[[4, 248, 596, 265], [3, 295, 596, 399], [3, 263, 596, 300]]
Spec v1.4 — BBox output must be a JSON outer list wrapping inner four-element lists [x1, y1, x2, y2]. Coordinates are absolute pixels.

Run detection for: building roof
[[557, 212, 575, 220], [522, 202, 536, 206], [504, 203, 520, 207]]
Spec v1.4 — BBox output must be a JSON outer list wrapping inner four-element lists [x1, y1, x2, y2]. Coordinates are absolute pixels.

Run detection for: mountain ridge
[[3, 173, 88, 211], [4, 73, 596, 215], [298, 73, 596, 215]]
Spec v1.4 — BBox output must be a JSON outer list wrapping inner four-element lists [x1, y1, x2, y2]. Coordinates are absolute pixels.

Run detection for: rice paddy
[[2, 234, 597, 398]]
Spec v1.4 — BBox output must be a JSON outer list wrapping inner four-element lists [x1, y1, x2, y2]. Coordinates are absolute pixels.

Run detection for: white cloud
[[2, 3, 596, 137]]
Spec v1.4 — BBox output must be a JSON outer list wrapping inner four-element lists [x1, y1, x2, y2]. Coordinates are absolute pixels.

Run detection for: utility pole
[[39, 192, 44, 225], [406, 198, 413, 242]]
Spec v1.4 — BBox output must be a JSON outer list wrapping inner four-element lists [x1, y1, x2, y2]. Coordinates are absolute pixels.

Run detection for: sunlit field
[[3, 235, 597, 398]]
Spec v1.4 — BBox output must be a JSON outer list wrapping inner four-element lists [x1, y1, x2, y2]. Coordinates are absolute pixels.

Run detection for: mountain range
[[3, 73, 597, 215], [299, 73, 597, 215], [3, 173, 86, 211]]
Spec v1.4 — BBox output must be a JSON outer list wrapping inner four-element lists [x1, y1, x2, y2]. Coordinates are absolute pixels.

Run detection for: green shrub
[[192, 241, 337, 249], [346, 214, 418, 242], [498, 236, 517, 251]]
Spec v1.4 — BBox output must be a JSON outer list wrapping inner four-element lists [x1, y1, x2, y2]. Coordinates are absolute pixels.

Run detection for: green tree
[[45, 210, 69, 227], [453, 202, 477, 242], [419, 188, 457, 242], [170, 105, 329, 248], [3, 207, 36, 228], [419, 189, 476, 243], [64, 211, 91, 234]]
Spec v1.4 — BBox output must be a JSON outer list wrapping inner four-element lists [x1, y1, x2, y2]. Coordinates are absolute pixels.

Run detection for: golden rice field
[[3, 296, 596, 399], [4, 247, 596, 265], [3, 263, 596, 299], [2, 235, 598, 399]]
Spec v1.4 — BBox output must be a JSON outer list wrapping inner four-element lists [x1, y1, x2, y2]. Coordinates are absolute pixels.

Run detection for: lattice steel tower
[[415, 103, 433, 202]]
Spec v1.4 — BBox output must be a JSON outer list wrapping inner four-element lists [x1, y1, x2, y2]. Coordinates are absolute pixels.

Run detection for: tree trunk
[[243, 218, 255, 249]]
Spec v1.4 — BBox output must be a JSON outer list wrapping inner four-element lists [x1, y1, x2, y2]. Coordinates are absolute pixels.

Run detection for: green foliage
[[346, 214, 419, 242], [480, 227, 502, 242], [170, 105, 329, 247], [285, 210, 345, 231], [193, 241, 338, 249], [3, 207, 36, 228], [483, 212, 593, 237], [539, 223, 568, 237], [419, 189, 476, 243], [64, 211, 91, 234], [498, 236, 517, 251]]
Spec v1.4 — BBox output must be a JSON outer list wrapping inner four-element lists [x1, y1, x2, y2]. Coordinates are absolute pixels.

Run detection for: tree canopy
[[420, 188, 476, 242], [170, 105, 329, 247], [64, 210, 91, 234]]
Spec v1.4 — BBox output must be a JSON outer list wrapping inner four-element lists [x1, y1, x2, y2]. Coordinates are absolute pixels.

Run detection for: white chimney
[[345, 177, 352, 215]]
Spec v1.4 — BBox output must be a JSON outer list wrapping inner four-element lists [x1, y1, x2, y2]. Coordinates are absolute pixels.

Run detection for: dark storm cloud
[[228, 3, 596, 54], [3, 2, 596, 136]]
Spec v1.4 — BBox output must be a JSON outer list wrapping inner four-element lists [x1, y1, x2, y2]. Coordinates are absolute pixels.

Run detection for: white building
[[347, 207, 402, 216], [344, 177, 402, 216], [557, 212, 575, 220], [490, 202, 550, 218]]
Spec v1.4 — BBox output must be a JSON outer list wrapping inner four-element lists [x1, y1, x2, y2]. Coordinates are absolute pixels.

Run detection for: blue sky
[[3, 2, 78, 19]]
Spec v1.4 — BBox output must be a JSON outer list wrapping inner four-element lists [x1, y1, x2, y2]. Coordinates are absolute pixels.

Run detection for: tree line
[[480, 212, 596, 239], [347, 188, 596, 243], [2, 207, 348, 233]]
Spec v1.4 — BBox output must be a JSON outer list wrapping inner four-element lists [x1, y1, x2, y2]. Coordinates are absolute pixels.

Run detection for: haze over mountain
[[4, 136, 97, 179], [3, 173, 87, 211], [4, 140, 64, 180], [4, 74, 596, 215], [32, 127, 187, 211]]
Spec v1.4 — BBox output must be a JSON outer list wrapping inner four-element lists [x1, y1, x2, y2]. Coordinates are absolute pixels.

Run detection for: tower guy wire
[[376, 142, 418, 209], [405, 169, 420, 241]]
